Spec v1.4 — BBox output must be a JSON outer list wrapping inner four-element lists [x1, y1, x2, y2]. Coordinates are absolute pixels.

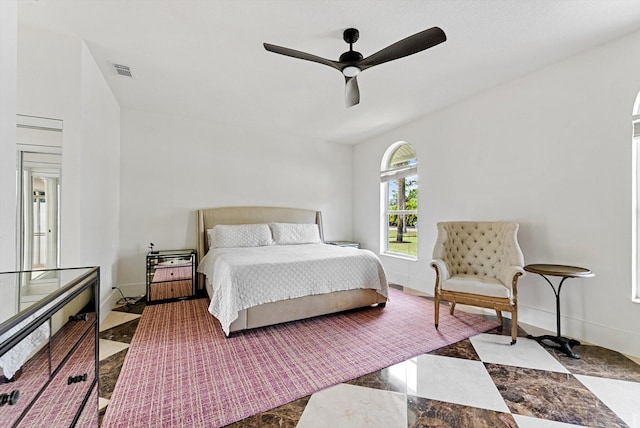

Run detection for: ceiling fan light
[[342, 66, 360, 77]]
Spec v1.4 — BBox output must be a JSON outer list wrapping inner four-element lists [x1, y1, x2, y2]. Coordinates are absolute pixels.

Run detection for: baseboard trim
[[396, 283, 640, 359], [99, 283, 145, 326], [99, 288, 121, 326], [519, 304, 640, 359], [115, 282, 146, 298]]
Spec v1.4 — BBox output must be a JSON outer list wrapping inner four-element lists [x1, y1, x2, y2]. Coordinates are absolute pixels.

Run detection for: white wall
[[0, 0, 18, 322], [17, 26, 83, 267], [353, 30, 640, 358], [0, 0, 17, 273], [17, 26, 121, 321], [80, 42, 121, 313], [117, 109, 353, 291]]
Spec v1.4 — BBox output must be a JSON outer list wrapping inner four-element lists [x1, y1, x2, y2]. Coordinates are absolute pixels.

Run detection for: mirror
[[19, 151, 61, 271], [16, 115, 63, 273]]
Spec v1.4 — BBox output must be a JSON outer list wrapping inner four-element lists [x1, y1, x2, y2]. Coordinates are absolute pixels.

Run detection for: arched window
[[380, 142, 417, 259]]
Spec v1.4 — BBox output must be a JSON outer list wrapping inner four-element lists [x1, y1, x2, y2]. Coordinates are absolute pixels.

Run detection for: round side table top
[[524, 264, 595, 278]]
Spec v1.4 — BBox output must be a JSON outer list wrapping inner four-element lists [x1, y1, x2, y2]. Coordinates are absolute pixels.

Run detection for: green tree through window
[[381, 143, 417, 258]]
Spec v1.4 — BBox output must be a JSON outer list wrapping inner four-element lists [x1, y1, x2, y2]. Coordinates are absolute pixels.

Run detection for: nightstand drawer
[[146, 250, 196, 304]]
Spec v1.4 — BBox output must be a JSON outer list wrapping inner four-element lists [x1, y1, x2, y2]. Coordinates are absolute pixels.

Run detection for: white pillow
[[208, 224, 273, 249], [270, 223, 321, 245]]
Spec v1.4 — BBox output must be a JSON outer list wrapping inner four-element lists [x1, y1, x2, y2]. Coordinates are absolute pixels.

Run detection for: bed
[[196, 206, 388, 336]]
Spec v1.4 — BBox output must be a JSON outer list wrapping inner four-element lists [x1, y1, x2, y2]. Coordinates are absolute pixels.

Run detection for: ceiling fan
[[264, 27, 446, 108]]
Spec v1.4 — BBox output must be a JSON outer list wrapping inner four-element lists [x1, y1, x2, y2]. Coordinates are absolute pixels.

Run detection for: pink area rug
[[101, 288, 498, 427]]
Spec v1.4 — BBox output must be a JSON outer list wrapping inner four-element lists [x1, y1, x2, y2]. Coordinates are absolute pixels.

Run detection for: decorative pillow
[[208, 224, 273, 249], [270, 223, 321, 245]]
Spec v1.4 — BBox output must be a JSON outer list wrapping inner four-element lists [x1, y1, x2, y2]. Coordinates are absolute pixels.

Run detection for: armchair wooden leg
[[495, 310, 503, 325], [434, 296, 440, 329], [449, 302, 456, 315], [510, 310, 518, 345]]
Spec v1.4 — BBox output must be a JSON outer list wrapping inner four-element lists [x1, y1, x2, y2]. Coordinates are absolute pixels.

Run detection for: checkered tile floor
[[295, 332, 640, 427], [99, 300, 640, 427]]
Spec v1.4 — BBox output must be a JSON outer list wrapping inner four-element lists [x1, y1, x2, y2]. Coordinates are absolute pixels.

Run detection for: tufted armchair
[[430, 221, 525, 344]]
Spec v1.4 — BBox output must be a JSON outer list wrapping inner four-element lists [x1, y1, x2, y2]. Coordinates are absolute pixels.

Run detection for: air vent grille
[[113, 63, 133, 78]]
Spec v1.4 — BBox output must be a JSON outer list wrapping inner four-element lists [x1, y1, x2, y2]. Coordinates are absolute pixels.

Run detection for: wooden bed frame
[[196, 206, 387, 334]]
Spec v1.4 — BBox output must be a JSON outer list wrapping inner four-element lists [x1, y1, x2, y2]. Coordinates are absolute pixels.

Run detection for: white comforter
[[197, 243, 388, 335]]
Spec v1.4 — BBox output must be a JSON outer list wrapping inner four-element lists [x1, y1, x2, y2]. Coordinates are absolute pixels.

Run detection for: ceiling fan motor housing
[[340, 28, 363, 69], [339, 50, 363, 63]]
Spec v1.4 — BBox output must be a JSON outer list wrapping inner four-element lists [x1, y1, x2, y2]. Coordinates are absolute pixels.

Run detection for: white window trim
[[632, 115, 640, 303], [380, 165, 418, 183], [380, 142, 418, 260]]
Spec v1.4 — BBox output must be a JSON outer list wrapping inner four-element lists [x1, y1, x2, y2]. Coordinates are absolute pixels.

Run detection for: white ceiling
[[17, 0, 640, 144]]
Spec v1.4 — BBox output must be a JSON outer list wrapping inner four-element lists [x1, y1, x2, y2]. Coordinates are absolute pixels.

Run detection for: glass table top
[[0, 267, 96, 331]]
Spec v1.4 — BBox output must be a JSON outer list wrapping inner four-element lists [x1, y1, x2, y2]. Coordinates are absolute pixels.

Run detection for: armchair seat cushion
[[441, 275, 511, 299]]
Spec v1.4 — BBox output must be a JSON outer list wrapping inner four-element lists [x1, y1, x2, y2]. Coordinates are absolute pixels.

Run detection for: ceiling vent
[[113, 63, 133, 78]]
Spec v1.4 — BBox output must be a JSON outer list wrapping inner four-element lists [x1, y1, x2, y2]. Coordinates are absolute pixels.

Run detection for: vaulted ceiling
[[18, 0, 640, 144]]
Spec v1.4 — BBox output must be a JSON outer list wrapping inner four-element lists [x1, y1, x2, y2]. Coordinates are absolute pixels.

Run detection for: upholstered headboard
[[196, 206, 324, 261]]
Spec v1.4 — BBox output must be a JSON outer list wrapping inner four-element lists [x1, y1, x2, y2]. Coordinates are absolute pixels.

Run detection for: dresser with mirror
[[0, 267, 99, 427]]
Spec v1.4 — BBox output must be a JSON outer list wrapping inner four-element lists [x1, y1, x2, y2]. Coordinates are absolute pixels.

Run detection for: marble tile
[[548, 344, 640, 383], [99, 311, 141, 332], [99, 338, 129, 360], [224, 396, 309, 427], [486, 363, 627, 427], [297, 383, 407, 428], [518, 322, 555, 339], [576, 374, 640, 428], [428, 338, 480, 360], [512, 414, 587, 428], [97, 289, 639, 428], [99, 348, 128, 399], [445, 306, 530, 339], [347, 360, 409, 394], [112, 301, 146, 315], [98, 397, 110, 412], [407, 396, 517, 428], [99, 318, 140, 344], [470, 334, 569, 373], [411, 354, 510, 413], [486, 320, 530, 339]]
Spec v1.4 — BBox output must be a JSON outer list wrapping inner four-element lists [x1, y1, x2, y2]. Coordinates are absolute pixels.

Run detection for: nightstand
[[146, 249, 197, 304], [326, 241, 361, 249]]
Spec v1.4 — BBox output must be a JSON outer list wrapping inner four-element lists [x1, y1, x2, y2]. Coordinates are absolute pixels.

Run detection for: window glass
[[381, 143, 417, 259]]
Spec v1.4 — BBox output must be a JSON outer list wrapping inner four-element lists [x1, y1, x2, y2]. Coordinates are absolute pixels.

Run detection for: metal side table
[[524, 264, 594, 359]]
